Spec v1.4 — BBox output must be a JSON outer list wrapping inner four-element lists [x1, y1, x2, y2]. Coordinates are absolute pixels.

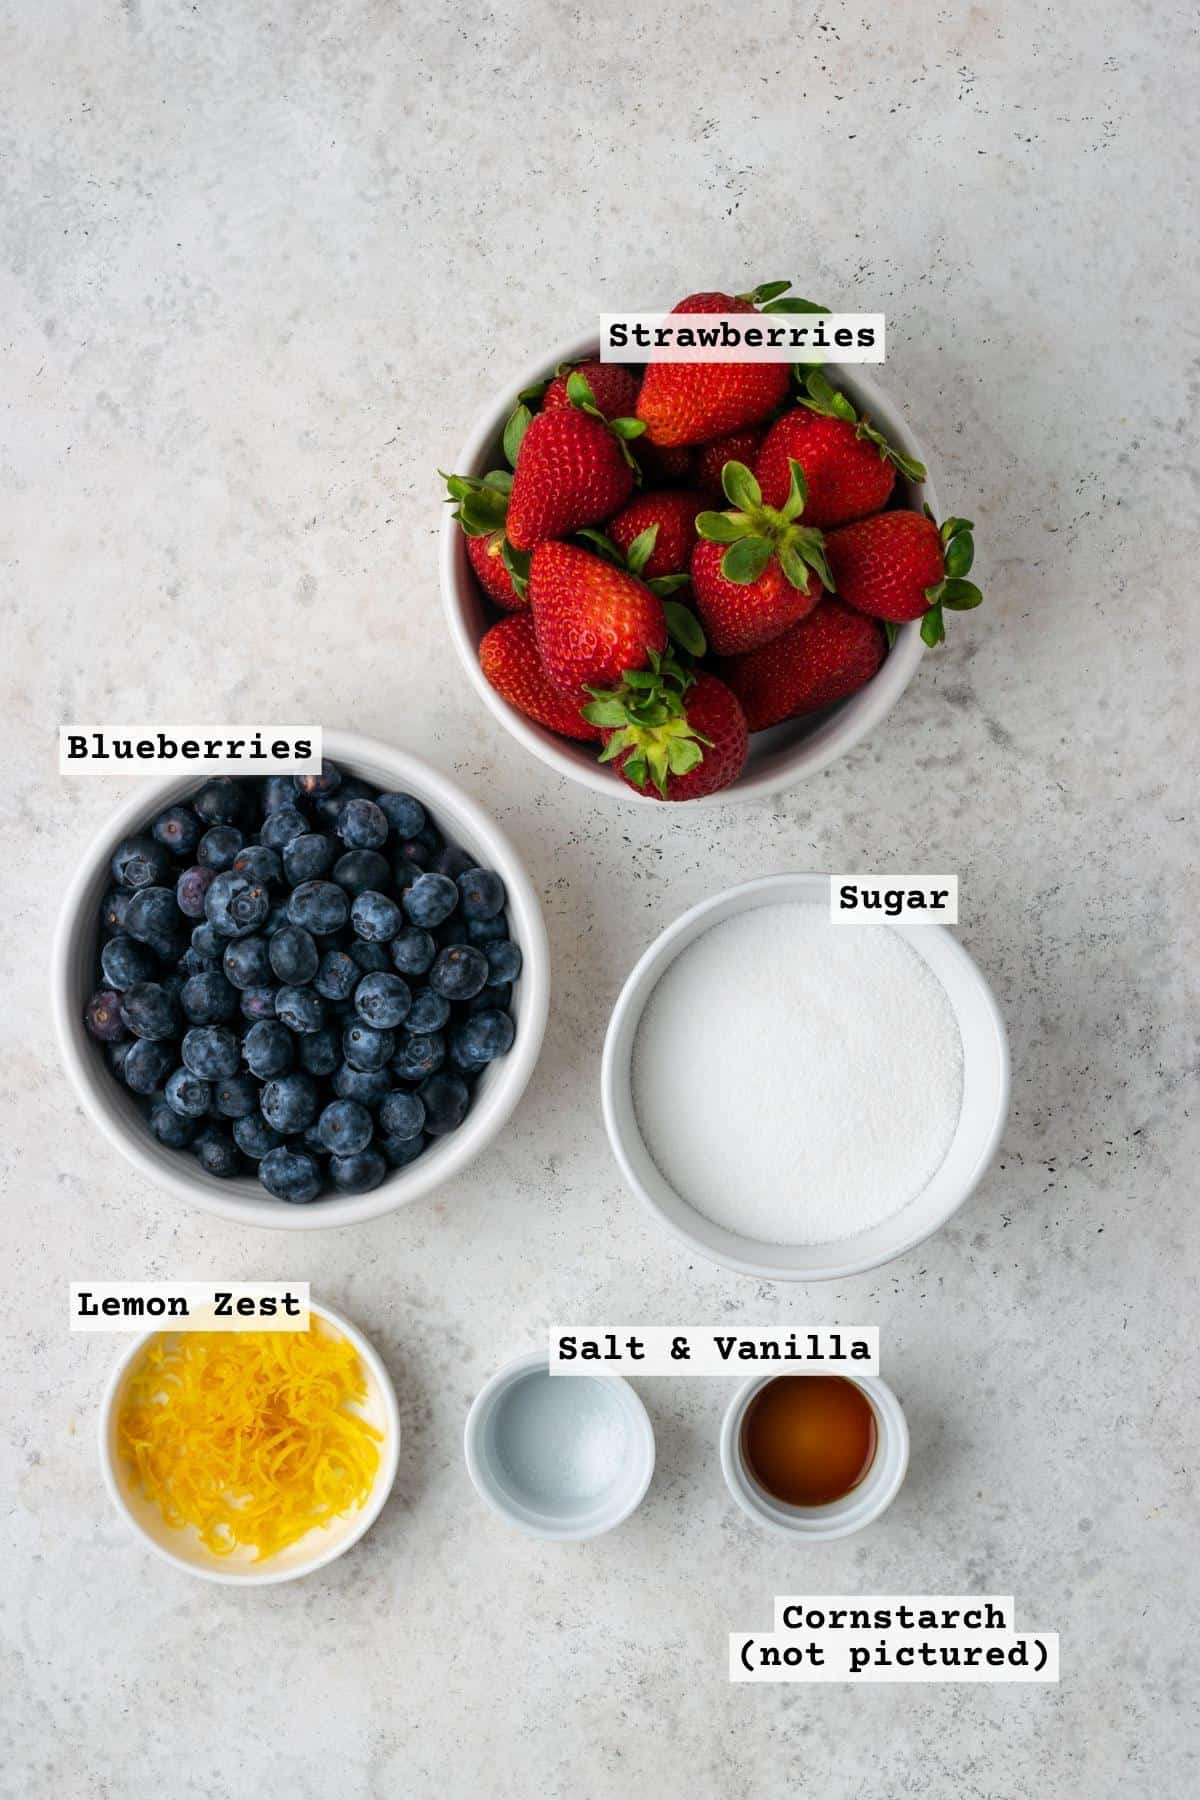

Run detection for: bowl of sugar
[[464, 1350, 656, 1540], [601, 874, 1009, 1281]]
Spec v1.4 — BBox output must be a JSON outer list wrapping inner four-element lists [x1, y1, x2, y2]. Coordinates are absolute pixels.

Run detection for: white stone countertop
[[2, 2, 1196, 1795]]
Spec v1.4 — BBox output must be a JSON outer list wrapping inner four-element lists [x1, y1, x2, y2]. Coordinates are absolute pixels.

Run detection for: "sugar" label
[[830, 875, 958, 924]]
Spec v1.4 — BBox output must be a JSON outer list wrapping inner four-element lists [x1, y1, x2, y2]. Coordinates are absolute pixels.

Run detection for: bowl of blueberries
[[53, 732, 550, 1227]]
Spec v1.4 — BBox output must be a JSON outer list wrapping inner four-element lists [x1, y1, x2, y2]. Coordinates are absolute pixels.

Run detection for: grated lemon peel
[[117, 1326, 382, 1561]]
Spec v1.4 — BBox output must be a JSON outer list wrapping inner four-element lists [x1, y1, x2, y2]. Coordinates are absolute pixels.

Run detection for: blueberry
[[149, 1101, 197, 1149], [316, 1098, 374, 1155], [314, 949, 359, 1001], [260, 804, 310, 850], [261, 775, 300, 814], [406, 988, 450, 1034], [402, 828, 441, 866], [100, 889, 132, 935], [334, 850, 392, 898], [191, 920, 224, 959], [468, 982, 510, 1015], [381, 1132, 428, 1169], [403, 873, 459, 929], [106, 1039, 133, 1080], [375, 792, 425, 836], [389, 927, 435, 976], [351, 890, 403, 943], [438, 919, 470, 947], [466, 913, 509, 946], [120, 981, 181, 1041], [429, 944, 489, 1001], [283, 832, 337, 885], [205, 871, 270, 938], [181, 1025, 240, 1081], [342, 1023, 395, 1072], [354, 971, 411, 1030], [260, 1071, 319, 1134], [240, 987, 278, 1022], [312, 777, 373, 827], [123, 1037, 175, 1094], [287, 880, 349, 936], [329, 1148, 387, 1194], [332, 1063, 393, 1105], [125, 886, 183, 954], [179, 944, 219, 978], [484, 940, 523, 984], [350, 939, 392, 974], [243, 1019, 294, 1079], [189, 1126, 240, 1177], [232, 844, 283, 886], [433, 845, 476, 881], [419, 1072, 471, 1135], [165, 1066, 212, 1117], [176, 864, 215, 919], [263, 902, 291, 936], [276, 986, 325, 1034], [336, 797, 388, 850], [295, 760, 342, 799], [223, 935, 272, 989], [101, 935, 158, 991], [269, 924, 319, 986], [392, 1032, 445, 1081], [181, 970, 239, 1025], [451, 1009, 515, 1066], [378, 1089, 425, 1141], [214, 1072, 259, 1119], [259, 1145, 322, 1203], [456, 867, 506, 920], [85, 988, 129, 1043], [152, 805, 201, 857], [192, 778, 244, 825], [233, 1112, 285, 1160], [197, 824, 244, 871], [297, 1026, 340, 1077], [111, 835, 172, 890], [392, 855, 423, 893]]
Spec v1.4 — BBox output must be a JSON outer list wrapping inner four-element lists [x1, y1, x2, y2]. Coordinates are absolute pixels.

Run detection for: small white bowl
[[440, 330, 935, 806], [602, 873, 1009, 1281], [463, 1349, 655, 1541], [52, 729, 550, 1230], [98, 1300, 400, 1584], [721, 1373, 909, 1540]]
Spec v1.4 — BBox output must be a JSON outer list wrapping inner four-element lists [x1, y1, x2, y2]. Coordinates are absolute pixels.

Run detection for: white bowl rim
[[463, 1347, 656, 1541], [439, 329, 934, 806], [52, 728, 551, 1230], [601, 872, 1011, 1281], [719, 1372, 909, 1540], [97, 1299, 402, 1585]]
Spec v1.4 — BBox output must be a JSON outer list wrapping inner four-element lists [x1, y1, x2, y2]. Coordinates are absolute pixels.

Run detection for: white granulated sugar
[[632, 902, 964, 1246]]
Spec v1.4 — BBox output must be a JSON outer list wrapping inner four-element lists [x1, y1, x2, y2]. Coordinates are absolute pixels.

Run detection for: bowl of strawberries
[[440, 281, 983, 805]]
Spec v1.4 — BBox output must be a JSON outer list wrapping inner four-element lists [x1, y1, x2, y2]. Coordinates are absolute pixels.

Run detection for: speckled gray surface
[[2, 2, 1198, 1794]]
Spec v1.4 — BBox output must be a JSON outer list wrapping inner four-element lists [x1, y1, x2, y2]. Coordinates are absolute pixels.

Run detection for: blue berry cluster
[[85, 763, 520, 1202]]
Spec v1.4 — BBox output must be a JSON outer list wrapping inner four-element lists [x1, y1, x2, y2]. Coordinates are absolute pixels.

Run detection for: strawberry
[[543, 360, 639, 419], [635, 280, 803, 446], [443, 469, 530, 610], [605, 489, 705, 580], [585, 658, 748, 800], [754, 371, 927, 528], [636, 440, 694, 485], [479, 614, 600, 741], [506, 373, 645, 552], [826, 510, 981, 644], [692, 427, 766, 503], [466, 530, 526, 611], [722, 599, 886, 730], [528, 540, 668, 696], [690, 459, 832, 655]]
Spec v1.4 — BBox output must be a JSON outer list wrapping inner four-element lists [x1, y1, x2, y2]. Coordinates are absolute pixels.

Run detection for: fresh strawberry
[[506, 373, 645, 552], [636, 441, 694, 485], [826, 510, 981, 644], [585, 658, 748, 800], [606, 489, 705, 580], [690, 459, 831, 654], [543, 360, 639, 418], [692, 427, 766, 503], [722, 599, 886, 730], [443, 468, 530, 609], [754, 371, 927, 528], [479, 614, 600, 741], [635, 280, 803, 446], [528, 540, 668, 696], [466, 530, 526, 610]]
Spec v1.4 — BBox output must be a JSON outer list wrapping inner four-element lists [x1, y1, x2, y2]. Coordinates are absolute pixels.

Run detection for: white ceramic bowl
[[98, 1300, 400, 1584], [602, 873, 1010, 1281], [440, 331, 935, 805], [720, 1373, 909, 1540], [463, 1349, 655, 1541], [53, 729, 550, 1229]]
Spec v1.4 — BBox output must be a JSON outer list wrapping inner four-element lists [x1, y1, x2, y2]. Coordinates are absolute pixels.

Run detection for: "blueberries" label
[[59, 726, 322, 776]]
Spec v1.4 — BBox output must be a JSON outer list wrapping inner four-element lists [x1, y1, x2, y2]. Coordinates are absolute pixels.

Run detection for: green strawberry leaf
[[777, 539, 818, 592], [740, 279, 793, 305], [761, 296, 831, 314], [575, 528, 624, 564], [940, 516, 974, 544], [883, 620, 899, 648], [666, 736, 704, 776], [695, 510, 750, 544], [940, 579, 984, 610], [943, 533, 975, 578], [516, 378, 550, 406], [482, 469, 513, 494], [566, 371, 597, 411], [720, 535, 773, 584], [624, 524, 659, 577], [582, 696, 632, 728], [662, 600, 706, 657], [647, 573, 691, 596], [920, 603, 946, 647], [503, 404, 532, 469], [721, 460, 762, 511], [780, 457, 809, 522], [609, 416, 647, 439], [500, 540, 530, 598]]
